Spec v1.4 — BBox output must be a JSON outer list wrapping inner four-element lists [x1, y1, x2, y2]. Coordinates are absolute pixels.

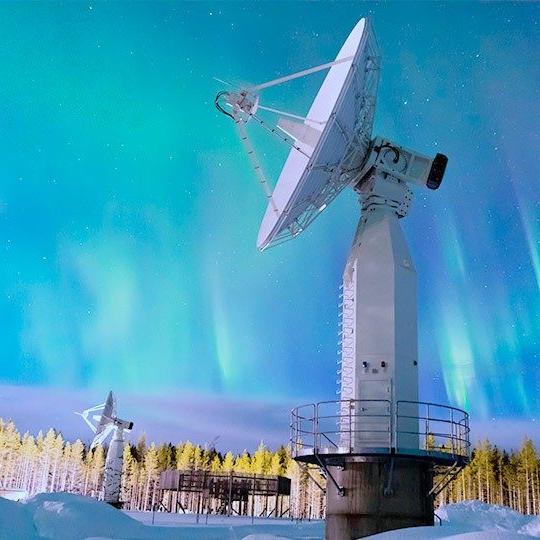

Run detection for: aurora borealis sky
[[0, 2, 538, 449]]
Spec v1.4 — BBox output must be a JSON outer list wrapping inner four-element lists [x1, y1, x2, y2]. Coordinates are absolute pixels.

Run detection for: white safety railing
[[291, 399, 470, 463]]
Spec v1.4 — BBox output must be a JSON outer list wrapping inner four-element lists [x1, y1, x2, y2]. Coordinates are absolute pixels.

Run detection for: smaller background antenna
[[76, 391, 133, 507]]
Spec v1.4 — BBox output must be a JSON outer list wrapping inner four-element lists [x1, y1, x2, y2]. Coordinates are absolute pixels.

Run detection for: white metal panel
[[340, 203, 419, 450], [257, 18, 379, 250], [94, 391, 116, 438], [306, 18, 366, 125]]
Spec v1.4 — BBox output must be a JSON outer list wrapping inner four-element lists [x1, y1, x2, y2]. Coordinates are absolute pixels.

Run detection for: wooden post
[[251, 474, 256, 525], [228, 472, 233, 517]]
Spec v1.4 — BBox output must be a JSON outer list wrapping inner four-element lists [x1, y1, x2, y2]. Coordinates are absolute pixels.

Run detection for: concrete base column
[[325, 458, 433, 540]]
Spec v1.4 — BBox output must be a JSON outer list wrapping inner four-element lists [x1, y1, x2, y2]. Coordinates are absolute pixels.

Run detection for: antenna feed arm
[[215, 90, 259, 122]]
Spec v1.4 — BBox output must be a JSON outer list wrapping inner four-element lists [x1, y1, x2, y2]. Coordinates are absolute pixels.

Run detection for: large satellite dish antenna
[[215, 18, 446, 250], [76, 391, 133, 506], [257, 18, 377, 250], [215, 17, 467, 539]]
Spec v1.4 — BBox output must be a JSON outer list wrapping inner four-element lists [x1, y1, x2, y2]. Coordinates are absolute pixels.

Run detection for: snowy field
[[2, 492, 540, 539]]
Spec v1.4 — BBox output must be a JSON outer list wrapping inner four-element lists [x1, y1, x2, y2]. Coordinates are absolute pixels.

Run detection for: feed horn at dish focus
[[215, 18, 470, 540]]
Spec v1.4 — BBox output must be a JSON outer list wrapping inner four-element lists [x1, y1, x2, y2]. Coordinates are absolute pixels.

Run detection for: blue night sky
[[0, 2, 538, 450]]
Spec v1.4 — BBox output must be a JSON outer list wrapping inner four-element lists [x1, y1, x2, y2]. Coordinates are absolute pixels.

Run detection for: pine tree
[[143, 443, 160, 510], [518, 438, 538, 515], [200, 447, 215, 471], [49, 432, 64, 492], [176, 441, 195, 471], [121, 444, 136, 507], [87, 446, 105, 498], [252, 442, 272, 474], [210, 454, 222, 473], [31, 431, 44, 495], [192, 445, 203, 471], [0, 421, 21, 488], [156, 443, 174, 471], [234, 450, 252, 473], [38, 429, 58, 493], [18, 433, 38, 492], [270, 450, 285, 476], [475, 440, 496, 502], [222, 451, 235, 473], [135, 434, 147, 461], [59, 442, 71, 491], [69, 440, 85, 493]]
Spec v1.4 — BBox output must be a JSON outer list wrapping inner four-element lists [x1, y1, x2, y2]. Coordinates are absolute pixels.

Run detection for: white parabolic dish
[[92, 391, 116, 447], [257, 18, 380, 250]]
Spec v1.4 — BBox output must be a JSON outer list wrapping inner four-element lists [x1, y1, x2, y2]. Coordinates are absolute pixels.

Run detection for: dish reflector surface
[[257, 18, 380, 250], [95, 392, 115, 434]]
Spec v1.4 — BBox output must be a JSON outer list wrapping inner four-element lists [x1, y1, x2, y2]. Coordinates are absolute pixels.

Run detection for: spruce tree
[[222, 451, 235, 473], [176, 441, 195, 471]]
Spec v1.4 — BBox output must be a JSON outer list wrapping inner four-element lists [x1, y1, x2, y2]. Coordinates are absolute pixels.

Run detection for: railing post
[[450, 408, 456, 456], [426, 403, 430, 451], [395, 400, 398, 451], [349, 400, 353, 452], [388, 401, 399, 452], [466, 413, 471, 457], [291, 410, 295, 457], [314, 404, 318, 453]]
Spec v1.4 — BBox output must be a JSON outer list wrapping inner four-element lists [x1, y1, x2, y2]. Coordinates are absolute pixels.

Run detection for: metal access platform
[[157, 470, 291, 517], [291, 399, 470, 467]]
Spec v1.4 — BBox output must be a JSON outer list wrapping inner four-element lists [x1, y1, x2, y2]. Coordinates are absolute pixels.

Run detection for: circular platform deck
[[291, 399, 470, 467]]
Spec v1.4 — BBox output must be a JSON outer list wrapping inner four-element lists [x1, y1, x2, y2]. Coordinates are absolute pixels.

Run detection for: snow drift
[[368, 500, 540, 539], [0, 491, 322, 539], [1, 492, 540, 539]]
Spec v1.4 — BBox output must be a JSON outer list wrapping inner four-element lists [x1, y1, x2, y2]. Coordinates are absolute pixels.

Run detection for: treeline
[[0, 419, 324, 516], [121, 437, 298, 512], [0, 418, 538, 517], [123, 439, 326, 516], [0, 420, 103, 498], [438, 438, 540, 515]]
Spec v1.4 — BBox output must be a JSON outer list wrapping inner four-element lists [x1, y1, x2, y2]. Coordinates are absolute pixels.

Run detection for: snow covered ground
[[0, 492, 322, 540], [2, 493, 540, 539]]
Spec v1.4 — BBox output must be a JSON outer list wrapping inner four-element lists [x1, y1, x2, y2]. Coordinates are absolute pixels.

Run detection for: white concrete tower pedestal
[[76, 392, 133, 508], [103, 427, 125, 506], [339, 173, 418, 451]]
